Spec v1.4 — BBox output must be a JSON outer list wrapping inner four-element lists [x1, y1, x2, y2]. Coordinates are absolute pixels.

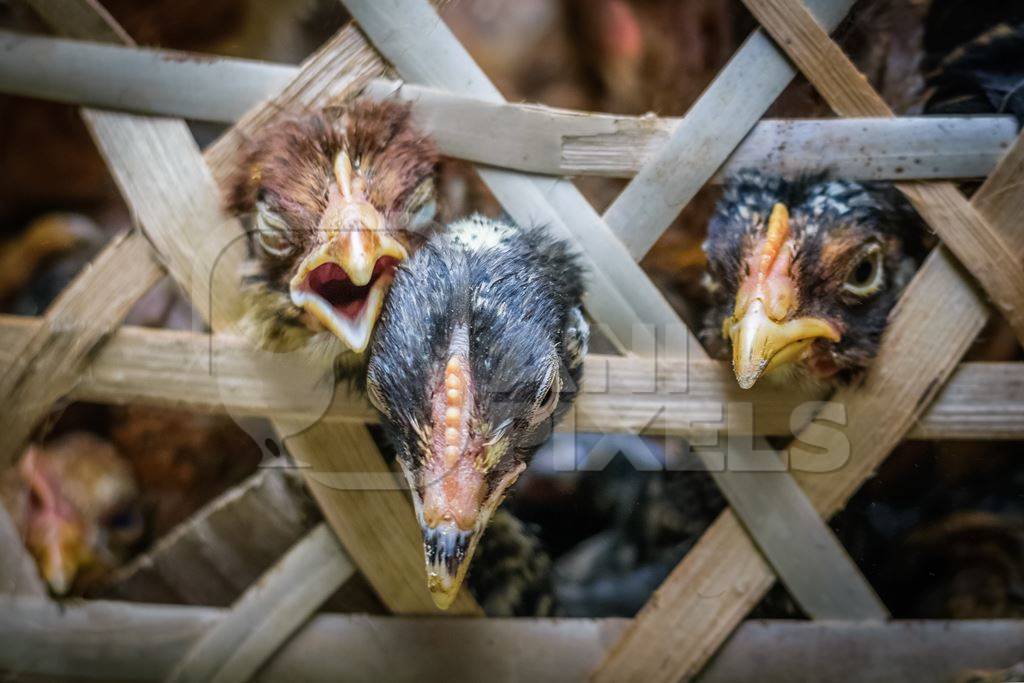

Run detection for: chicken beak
[[725, 203, 840, 389], [29, 515, 88, 595], [727, 299, 840, 389], [19, 449, 89, 595], [288, 229, 407, 353], [288, 152, 408, 353], [418, 461, 526, 610], [422, 521, 472, 609]]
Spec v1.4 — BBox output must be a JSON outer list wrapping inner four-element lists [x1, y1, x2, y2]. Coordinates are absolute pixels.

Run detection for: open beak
[[288, 151, 408, 353], [27, 514, 89, 595], [725, 203, 840, 389], [289, 229, 406, 353]]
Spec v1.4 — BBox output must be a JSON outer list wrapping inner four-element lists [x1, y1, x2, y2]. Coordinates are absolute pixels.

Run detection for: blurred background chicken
[[226, 99, 439, 358], [366, 215, 589, 608], [922, 0, 1024, 123], [700, 171, 925, 389], [0, 432, 140, 594]]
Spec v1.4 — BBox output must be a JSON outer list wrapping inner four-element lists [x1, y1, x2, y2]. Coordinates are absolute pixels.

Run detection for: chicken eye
[[528, 365, 562, 426], [406, 179, 438, 233], [843, 243, 884, 297], [254, 202, 294, 258]]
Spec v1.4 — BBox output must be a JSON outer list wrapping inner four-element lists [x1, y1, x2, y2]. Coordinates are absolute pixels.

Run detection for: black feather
[[366, 215, 588, 488]]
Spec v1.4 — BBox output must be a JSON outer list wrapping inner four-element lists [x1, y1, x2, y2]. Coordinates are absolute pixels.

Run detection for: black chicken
[[701, 171, 923, 389], [365, 215, 589, 608], [227, 98, 439, 356]]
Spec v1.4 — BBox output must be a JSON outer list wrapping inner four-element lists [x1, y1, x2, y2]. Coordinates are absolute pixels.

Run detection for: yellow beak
[[726, 203, 840, 389], [727, 299, 840, 389], [288, 151, 408, 354]]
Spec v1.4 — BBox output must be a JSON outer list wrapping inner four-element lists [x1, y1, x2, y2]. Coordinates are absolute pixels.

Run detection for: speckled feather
[[367, 215, 589, 492]]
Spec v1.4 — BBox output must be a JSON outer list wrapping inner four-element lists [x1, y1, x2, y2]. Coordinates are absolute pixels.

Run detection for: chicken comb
[[757, 203, 790, 283], [334, 150, 355, 200], [442, 356, 467, 469]]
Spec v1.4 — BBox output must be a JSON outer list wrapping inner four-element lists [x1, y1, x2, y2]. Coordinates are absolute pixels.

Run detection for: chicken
[[699, 3, 1024, 391], [700, 171, 924, 389], [108, 406, 263, 538], [0, 432, 140, 595], [365, 215, 589, 608], [227, 99, 439, 357]]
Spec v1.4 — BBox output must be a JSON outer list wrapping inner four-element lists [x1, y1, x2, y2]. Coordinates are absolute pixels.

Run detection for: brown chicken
[[0, 432, 140, 594], [227, 99, 439, 359], [108, 406, 263, 538]]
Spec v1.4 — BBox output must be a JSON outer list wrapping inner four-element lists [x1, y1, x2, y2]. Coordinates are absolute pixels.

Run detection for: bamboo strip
[[0, 318, 1015, 440], [0, 232, 163, 467], [601, 0, 858, 259], [0, 31, 1013, 181], [1, 599, 1024, 683], [166, 524, 355, 683]]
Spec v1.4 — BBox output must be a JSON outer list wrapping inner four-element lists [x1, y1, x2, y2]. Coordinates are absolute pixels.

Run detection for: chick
[[0, 433, 140, 594], [365, 215, 589, 608], [227, 98, 439, 356], [701, 171, 923, 389]]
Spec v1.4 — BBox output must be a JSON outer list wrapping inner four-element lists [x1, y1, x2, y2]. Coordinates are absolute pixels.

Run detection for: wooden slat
[[166, 524, 355, 683], [81, 114, 245, 328], [601, 0, 857, 259], [202, 25, 385, 191], [0, 30, 296, 123], [347, 0, 886, 623], [0, 31, 1014, 182], [0, 318, 1016, 440], [0, 501, 46, 597], [743, 0, 1024, 345], [23, 1, 478, 616], [2, 602, 1024, 683], [0, 232, 162, 467], [101, 468, 321, 607], [345, 0, 683, 353], [592, 90, 1024, 683]]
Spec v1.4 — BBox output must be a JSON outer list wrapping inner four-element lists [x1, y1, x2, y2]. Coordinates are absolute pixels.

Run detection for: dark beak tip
[[422, 522, 474, 609]]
